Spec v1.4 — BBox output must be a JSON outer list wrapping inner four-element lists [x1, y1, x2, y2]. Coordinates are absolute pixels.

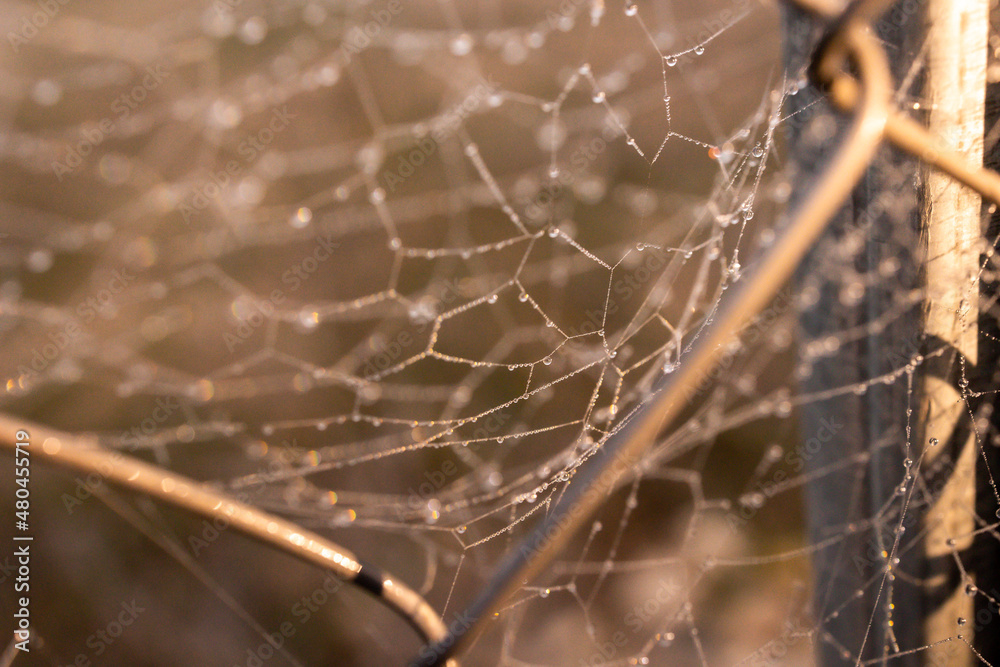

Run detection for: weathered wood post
[[918, 3, 986, 665]]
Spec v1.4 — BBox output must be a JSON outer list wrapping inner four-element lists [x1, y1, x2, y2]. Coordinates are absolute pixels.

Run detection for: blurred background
[[0, 0, 894, 665]]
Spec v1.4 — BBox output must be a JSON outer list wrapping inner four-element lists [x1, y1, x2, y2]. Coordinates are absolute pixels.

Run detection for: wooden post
[[920, 1, 986, 663]]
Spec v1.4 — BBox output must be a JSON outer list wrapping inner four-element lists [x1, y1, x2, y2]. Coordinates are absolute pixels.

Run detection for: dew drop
[[694, 45, 705, 55], [666, 56, 678, 67], [624, 3, 638, 16], [449, 33, 473, 56], [592, 91, 606, 103], [289, 207, 312, 228]]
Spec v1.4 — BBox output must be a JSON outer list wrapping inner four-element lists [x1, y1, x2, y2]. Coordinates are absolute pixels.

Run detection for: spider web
[[1, 0, 999, 666]]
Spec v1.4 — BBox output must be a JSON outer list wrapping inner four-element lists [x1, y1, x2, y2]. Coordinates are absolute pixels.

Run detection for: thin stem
[[0, 414, 459, 667]]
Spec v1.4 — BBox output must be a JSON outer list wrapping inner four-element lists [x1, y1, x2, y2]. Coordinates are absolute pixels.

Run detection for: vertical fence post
[[919, 2, 987, 663], [784, 2, 925, 663]]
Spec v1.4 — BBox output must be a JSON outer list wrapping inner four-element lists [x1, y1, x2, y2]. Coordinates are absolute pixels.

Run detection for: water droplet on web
[[548, 165, 560, 178], [666, 56, 678, 67], [27, 249, 54, 273], [299, 309, 319, 329], [487, 294, 498, 304], [238, 16, 268, 45], [356, 142, 384, 173], [456, 525, 467, 534], [966, 584, 978, 596], [32, 80, 62, 106], [903, 458, 912, 468], [449, 33, 473, 56], [518, 292, 529, 302], [592, 91, 606, 103], [624, 3, 638, 16], [694, 45, 705, 55], [548, 227, 560, 238], [929, 437, 939, 446], [537, 120, 567, 152], [543, 356, 553, 365], [957, 617, 967, 626], [289, 207, 312, 228], [539, 588, 550, 598], [751, 144, 764, 158]]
